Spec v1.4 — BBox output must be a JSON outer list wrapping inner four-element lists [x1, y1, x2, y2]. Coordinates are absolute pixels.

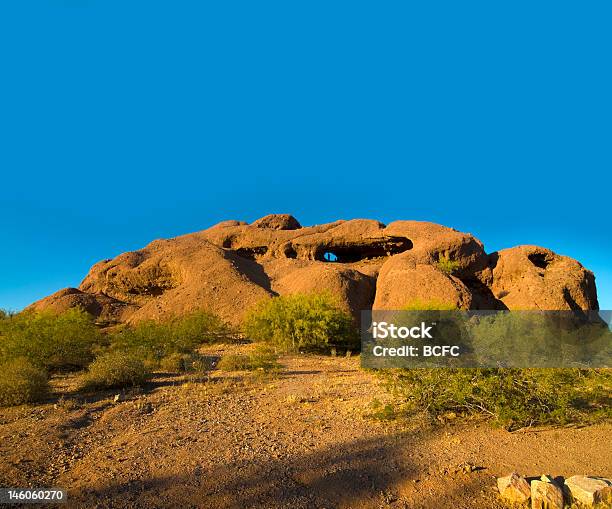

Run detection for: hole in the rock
[[127, 285, 167, 297], [235, 246, 268, 260], [316, 237, 413, 263], [284, 245, 298, 259], [528, 253, 551, 270]]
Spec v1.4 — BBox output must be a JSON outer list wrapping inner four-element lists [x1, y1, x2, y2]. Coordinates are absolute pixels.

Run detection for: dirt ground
[[1, 345, 610, 509]]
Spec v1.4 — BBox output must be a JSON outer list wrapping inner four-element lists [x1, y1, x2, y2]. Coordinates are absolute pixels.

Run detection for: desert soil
[[1, 344, 610, 509]]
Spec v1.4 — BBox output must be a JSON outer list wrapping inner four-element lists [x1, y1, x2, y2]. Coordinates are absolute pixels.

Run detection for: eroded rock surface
[[28, 214, 599, 324], [497, 472, 531, 504], [564, 475, 612, 506], [486, 245, 599, 311], [531, 476, 564, 509]]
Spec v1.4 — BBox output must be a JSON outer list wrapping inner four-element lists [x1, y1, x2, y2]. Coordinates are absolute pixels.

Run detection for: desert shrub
[[217, 345, 280, 372], [381, 299, 611, 427], [158, 352, 218, 374], [382, 368, 611, 429], [368, 398, 396, 421], [0, 308, 102, 371], [249, 344, 280, 371], [244, 293, 357, 352], [0, 358, 50, 406], [189, 355, 218, 373], [109, 311, 233, 362], [217, 354, 252, 371], [81, 351, 150, 390], [170, 311, 234, 346], [159, 353, 190, 372], [469, 312, 612, 367], [110, 320, 170, 361], [435, 254, 460, 275], [180, 354, 219, 383]]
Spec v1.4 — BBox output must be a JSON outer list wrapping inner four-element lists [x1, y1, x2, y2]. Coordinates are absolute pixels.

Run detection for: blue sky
[[1, 1, 610, 311]]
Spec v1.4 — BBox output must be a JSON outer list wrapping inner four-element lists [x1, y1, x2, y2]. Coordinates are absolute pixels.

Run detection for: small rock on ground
[[531, 477, 563, 509], [497, 472, 531, 504], [564, 475, 612, 507]]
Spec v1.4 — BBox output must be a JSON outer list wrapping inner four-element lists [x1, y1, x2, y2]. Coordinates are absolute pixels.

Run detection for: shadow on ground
[[67, 432, 496, 509]]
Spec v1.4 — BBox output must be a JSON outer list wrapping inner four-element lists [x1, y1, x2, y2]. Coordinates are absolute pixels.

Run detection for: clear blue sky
[[1, 1, 610, 311]]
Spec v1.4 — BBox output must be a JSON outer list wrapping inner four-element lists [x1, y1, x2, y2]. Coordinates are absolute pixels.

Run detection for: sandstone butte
[[28, 214, 600, 325]]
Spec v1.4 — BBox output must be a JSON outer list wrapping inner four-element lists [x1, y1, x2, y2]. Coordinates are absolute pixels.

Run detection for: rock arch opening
[[235, 246, 268, 260], [283, 245, 298, 259], [528, 253, 551, 270], [316, 237, 413, 263], [323, 252, 338, 262]]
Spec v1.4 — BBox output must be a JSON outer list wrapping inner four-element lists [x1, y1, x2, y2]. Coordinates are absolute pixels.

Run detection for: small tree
[[0, 308, 101, 371], [244, 293, 358, 352]]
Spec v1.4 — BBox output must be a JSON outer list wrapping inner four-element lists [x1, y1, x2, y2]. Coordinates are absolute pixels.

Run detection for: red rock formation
[[28, 215, 599, 324]]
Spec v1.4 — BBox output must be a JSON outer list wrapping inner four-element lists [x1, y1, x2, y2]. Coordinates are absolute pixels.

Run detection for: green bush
[[382, 368, 611, 429], [109, 311, 233, 362], [368, 398, 396, 421], [435, 254, 460, 275], [159, 353, 190, 372], [0, 358, 50, 406], [217, 346, 280, 372], [249, 344, 280, 371], [469, 312, 612, 367], [244, 293, 357, 352], [82, 351, 150, 390], [217, 354, 252, 371], [381, 299, 611, 428], [170, 311, 234, 346], [0, 308, 102, 371]]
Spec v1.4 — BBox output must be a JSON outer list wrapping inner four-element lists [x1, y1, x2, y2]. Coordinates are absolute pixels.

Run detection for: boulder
[[208, 220, 248, 229], [79, 238, 273, 325], [251, 214, 301, 230], [565, 475, 612, 506], [373, 261, 472, 310], [531, 476, 564, 509], [26, 287, 136, 323], [383, 220, 488, 276], [488, 246, 599, 310], [497, 472, 531, 504], [272, 263, 376, 319]]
